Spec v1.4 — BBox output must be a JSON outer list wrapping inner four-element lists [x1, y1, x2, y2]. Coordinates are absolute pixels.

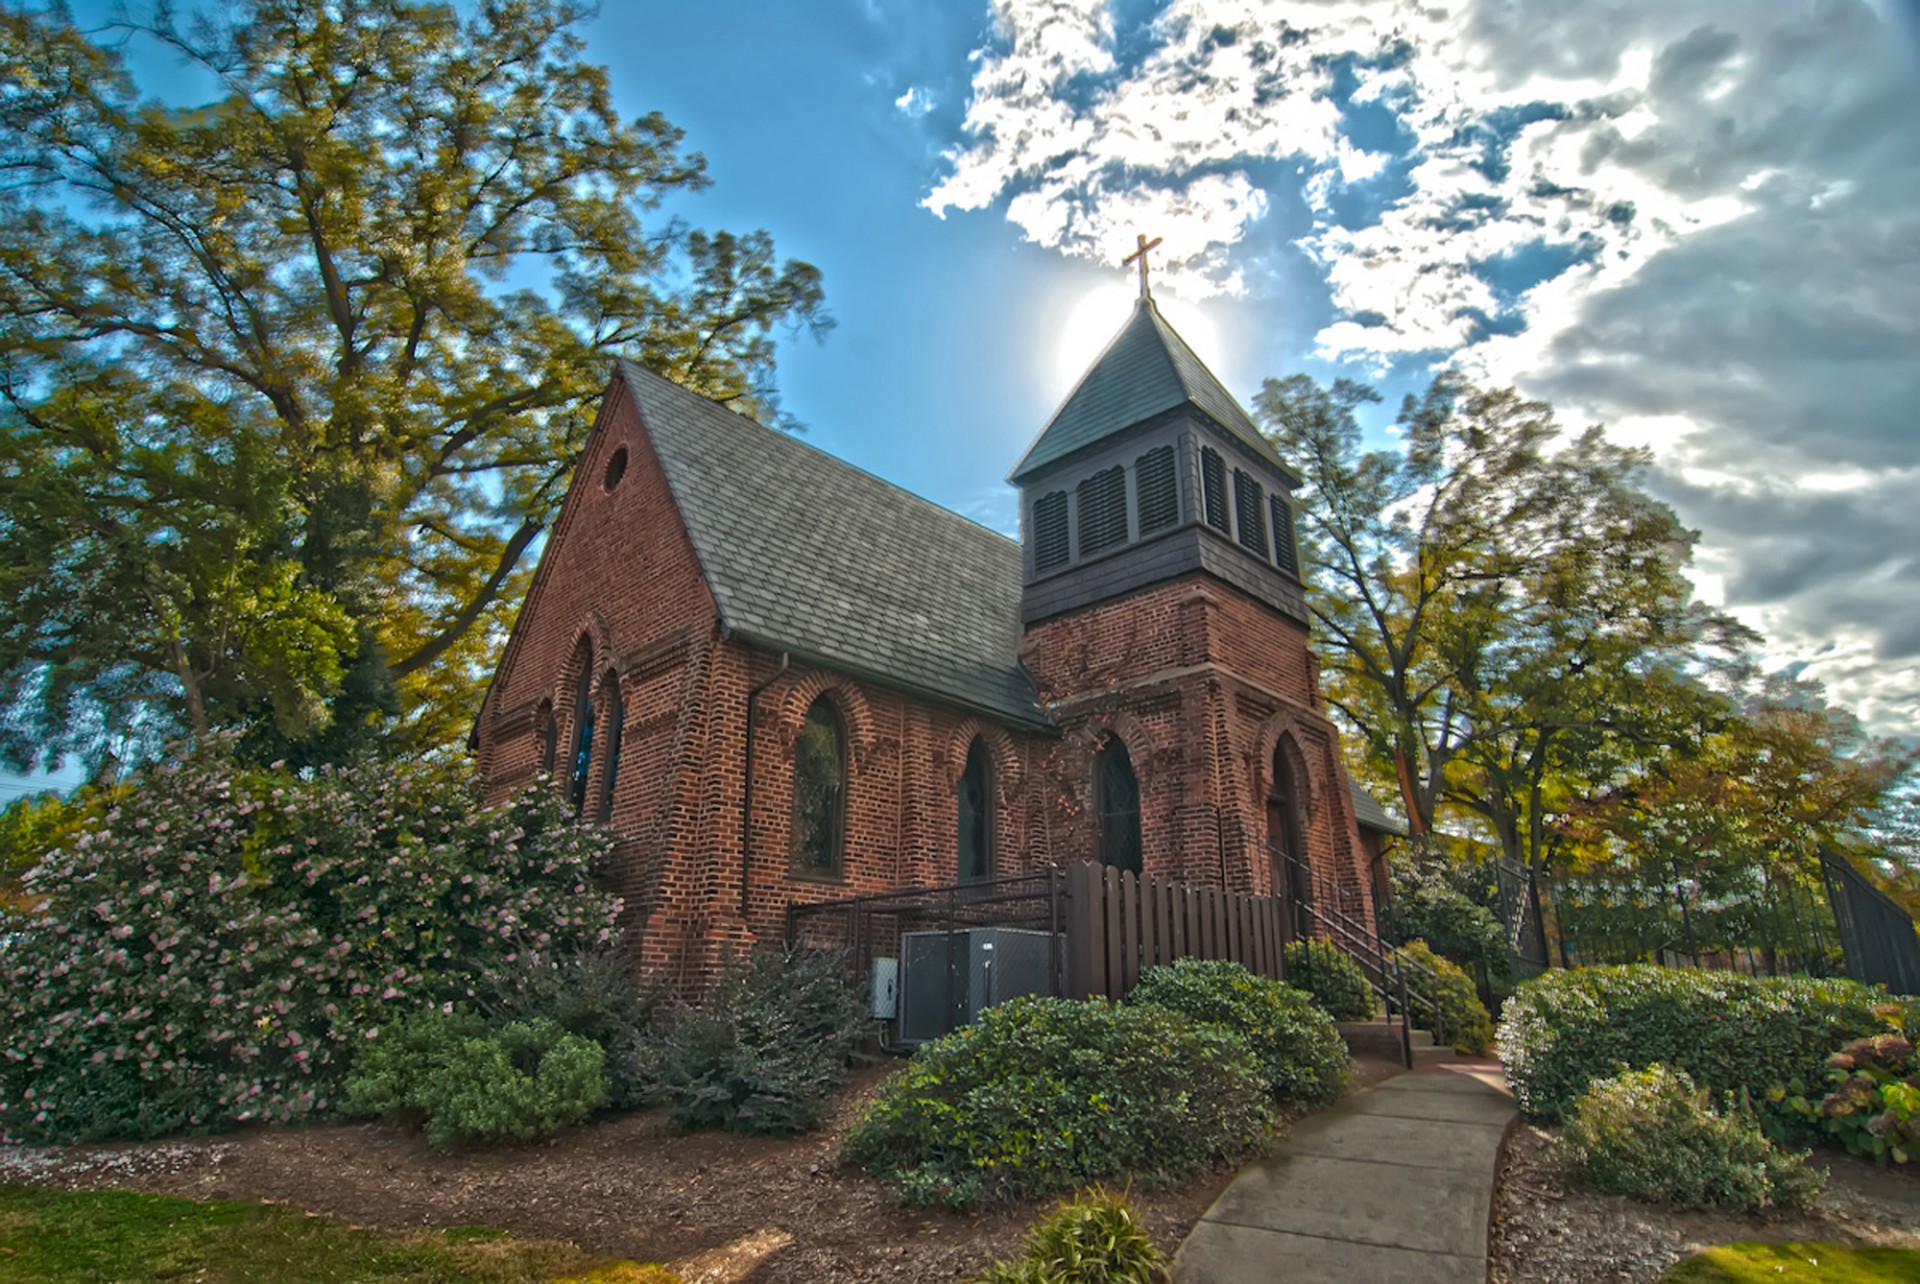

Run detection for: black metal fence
[[785, 869, 1068, 1046], [1822, 849, 1920, 995]]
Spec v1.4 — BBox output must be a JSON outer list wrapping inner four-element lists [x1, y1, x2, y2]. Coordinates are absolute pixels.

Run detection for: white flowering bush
[[0, 740, 619, 1143]]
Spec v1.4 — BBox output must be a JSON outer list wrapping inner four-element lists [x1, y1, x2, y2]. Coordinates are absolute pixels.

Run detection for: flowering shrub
[[1128, 958, 1348, 1105], [345, 1010, 607, 1149], [1787, 1008, 1920, 1164], [0, 740, 619, 1143], [1561, 1064, 1824, 1212]]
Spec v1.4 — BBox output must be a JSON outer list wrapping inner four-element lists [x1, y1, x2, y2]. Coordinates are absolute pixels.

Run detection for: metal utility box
[[897, 927, 1060, 1044]]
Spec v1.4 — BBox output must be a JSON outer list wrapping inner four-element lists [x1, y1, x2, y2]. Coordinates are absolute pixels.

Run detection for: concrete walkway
[[1173, 1061, 1515, 1284]]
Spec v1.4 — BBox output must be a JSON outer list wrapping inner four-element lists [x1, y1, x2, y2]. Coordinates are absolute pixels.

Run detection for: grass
[[0, 1184, 680, 1283], [1661, 1241, 1920, 1282]]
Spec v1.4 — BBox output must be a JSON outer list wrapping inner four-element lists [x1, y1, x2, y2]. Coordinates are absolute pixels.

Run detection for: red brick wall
[[1022, 572, 1376, 933], [477, 376, 1378, 989]]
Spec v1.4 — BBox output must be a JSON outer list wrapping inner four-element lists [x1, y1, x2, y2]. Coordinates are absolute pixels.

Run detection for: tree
[[1254, 372, 1725, 873], [1557, 680, 1913, 966], [0, 0, 830, 769]]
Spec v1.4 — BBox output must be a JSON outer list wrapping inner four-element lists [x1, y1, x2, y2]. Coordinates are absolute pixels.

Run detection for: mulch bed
[[0, 1053, 1412, 1281], [1489, 1120, 1920, 1283]]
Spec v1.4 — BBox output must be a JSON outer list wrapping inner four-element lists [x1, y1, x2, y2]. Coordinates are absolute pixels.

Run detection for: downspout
[[740, 652, 791, 921]]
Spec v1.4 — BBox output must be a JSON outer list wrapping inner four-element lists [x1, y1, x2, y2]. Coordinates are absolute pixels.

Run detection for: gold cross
[[1122, 233, 1164, 299]]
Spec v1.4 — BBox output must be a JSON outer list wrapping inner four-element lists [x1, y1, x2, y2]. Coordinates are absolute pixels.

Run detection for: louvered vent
[[1077, 466, 1129, 557], [1201, 447, 1230, 532], [1234, 469, 1267, 555], [1135, 446, 1177, 534], [1033, 490, 1070, 573], [1271, 495, 1299, 577]]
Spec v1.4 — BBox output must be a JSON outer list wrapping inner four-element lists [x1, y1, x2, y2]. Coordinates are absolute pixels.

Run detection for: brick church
[[474, 290, 1400, 985]]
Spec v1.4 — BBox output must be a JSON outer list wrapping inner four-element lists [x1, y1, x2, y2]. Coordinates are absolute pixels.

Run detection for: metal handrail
[[1276, 846, 1450, 1063]]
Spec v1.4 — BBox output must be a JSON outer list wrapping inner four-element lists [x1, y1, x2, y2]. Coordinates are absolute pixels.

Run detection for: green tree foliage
[[1254, 372, 1729, 876], [1558, 683, 1912, 966], [0, 0, 829, 769]]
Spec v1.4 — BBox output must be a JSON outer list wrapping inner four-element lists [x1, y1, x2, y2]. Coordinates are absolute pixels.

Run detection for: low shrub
[[1787, 1008, 1920, 1164], [1127, 958, 1348, 1105], [1497, 965, 1904, 1124], [647, 948, 867, 1136], [1383, 864, 1507, 988], [842, 996, 1272, 1208], [1560, 1064, 1824, 1212], [0, 740, 620, 1143], [345, 1010, 607, 1149], [973, 1187, 1172, 1283], [475, 940, 658, 1110], [1398, 939, 1494, 1055], [1281, 940, 1376, 1021]]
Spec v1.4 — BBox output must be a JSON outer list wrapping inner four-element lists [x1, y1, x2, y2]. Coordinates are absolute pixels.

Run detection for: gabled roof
[[617, 361, 1048, 730], [1348, 779, 1410, 837], [1009, 296, 1296, 484]]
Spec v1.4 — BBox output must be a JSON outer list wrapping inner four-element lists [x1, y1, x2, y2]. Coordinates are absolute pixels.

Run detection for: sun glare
[[1053, 282, 1226, 390]]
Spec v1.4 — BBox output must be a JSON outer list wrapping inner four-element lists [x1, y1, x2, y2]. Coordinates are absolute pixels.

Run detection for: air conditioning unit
[[896, 927, 1061, 1044]]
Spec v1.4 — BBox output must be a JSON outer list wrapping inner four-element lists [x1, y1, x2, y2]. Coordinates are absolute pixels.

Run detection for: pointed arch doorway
[[1268, 739, 1312, 941]]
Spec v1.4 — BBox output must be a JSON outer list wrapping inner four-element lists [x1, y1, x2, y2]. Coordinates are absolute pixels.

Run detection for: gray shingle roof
[[1348, 779, 1409, 836], [617, 361, 1048, 729], [1009, 297, 1294, 483]]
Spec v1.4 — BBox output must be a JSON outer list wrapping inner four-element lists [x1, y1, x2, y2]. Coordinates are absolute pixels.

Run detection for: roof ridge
[[615, 359, 1019, 548]]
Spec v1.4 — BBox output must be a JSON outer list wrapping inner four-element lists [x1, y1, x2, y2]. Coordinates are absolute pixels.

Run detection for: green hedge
[[1399, 939, 1494, 1055], [1128, 958, 1348, 1105], [1281, 940, 1376, 1022], [345, 1011, 607, 1149], [1498, 965, 1904, 1123], [841, 996, 1272, 1208]]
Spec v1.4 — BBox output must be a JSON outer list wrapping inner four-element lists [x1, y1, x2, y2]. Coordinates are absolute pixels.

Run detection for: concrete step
[[1335, 1019, 1438, 1062]]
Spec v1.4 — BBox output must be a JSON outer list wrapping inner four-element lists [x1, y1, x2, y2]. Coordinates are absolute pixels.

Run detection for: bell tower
[[1014, 263, 1371, 929]]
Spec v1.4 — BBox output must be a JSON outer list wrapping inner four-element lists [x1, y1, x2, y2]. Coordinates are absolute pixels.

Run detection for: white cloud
[[928, 0, 1920, 734], [894, 85, 937, 117]]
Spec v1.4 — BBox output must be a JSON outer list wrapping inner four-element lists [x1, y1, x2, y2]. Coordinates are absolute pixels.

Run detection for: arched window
[[1268, 739, 1312, 937], [790, 697, 846, 877], [597, 672, 625, 826], [1094, 736, 1142, 874], [957, 736, 993, 883], [568, 641, 594, 813]]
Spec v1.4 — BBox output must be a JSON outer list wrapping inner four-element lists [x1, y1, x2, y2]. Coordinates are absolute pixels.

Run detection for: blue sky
[[10, 0, 1917, 808], [581, 0, 1920, 739]]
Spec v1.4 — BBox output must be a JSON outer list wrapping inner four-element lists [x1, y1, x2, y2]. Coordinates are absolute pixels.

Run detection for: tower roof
[[1009, 296, 1295, 484]]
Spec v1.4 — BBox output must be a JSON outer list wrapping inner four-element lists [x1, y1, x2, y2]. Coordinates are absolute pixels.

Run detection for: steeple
[[1011, 295, 1308, 630], [1008, 296, 1296, 486]]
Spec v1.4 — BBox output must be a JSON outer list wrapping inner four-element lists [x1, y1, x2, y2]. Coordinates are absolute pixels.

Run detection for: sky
[[8, 0, 1916, 807], [580, 0, 1920, 741]]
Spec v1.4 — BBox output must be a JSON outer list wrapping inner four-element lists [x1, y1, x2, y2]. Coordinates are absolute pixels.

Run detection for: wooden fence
[[1063, 861, 1295, 1000]]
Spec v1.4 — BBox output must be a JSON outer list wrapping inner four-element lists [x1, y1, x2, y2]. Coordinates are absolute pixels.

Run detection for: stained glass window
[[958, 737, 993, 882], [791, 698, 846, 876]]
